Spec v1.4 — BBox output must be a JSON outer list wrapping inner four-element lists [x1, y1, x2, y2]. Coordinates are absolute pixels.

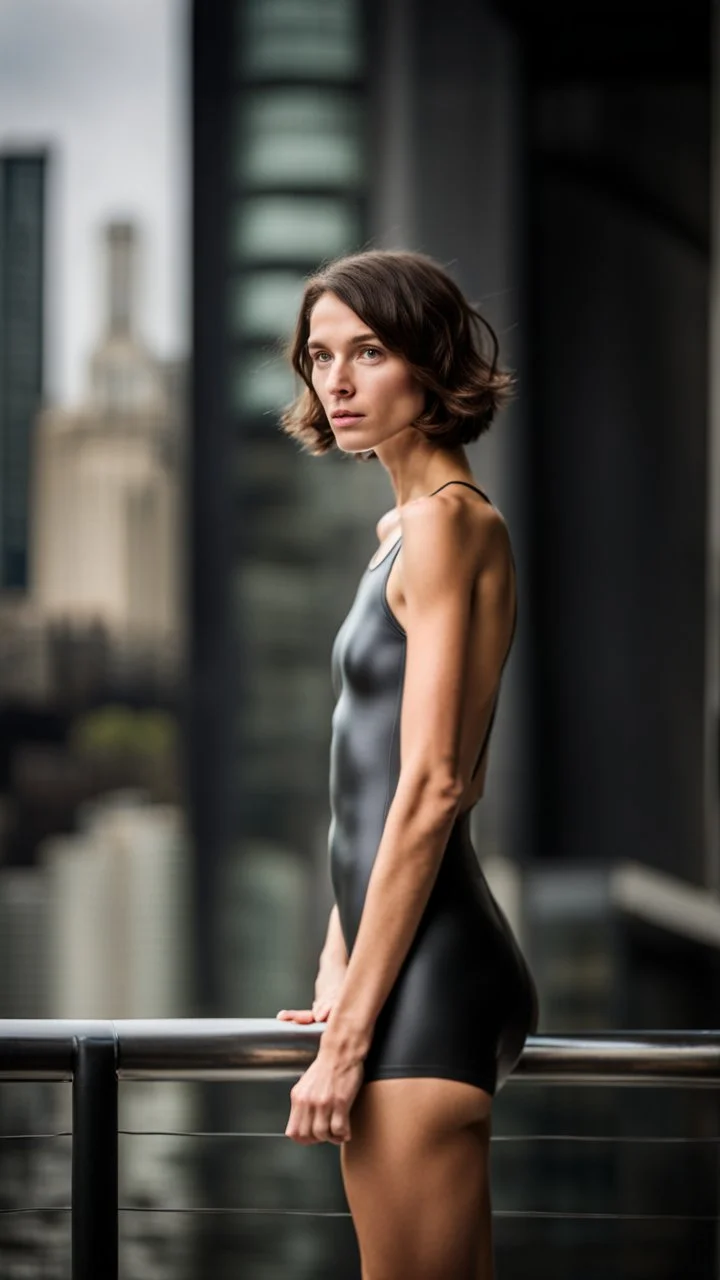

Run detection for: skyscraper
[[32, 221, 182, 655], [0, 151, 47, 591]]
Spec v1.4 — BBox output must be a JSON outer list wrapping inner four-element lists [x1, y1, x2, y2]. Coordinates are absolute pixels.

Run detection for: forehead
[[307, 291, 372, 338]]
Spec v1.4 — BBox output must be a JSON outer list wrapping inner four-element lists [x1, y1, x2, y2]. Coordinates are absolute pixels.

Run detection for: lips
[[331, 411, 364, 421]]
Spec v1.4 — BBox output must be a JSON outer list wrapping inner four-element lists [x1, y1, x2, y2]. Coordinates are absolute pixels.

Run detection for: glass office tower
[[192, 2, 382, 1273]]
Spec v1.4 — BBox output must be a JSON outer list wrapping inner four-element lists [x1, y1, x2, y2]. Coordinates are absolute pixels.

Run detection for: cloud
[[0, 0, 165, 96]]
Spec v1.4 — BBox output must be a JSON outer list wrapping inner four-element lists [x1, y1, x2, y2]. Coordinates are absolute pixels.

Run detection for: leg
[[340, 1078, 494, 1280]]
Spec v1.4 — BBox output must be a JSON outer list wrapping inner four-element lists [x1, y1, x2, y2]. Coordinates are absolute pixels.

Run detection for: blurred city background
[[0, 0, 717, 1276]]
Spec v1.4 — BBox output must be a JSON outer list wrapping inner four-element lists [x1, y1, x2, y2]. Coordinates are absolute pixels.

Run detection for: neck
[[374, 434, 474, 507]]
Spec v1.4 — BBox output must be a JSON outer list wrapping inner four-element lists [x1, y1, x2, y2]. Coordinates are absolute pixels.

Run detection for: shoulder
[[375, 506, 400, 543], [399, 488, 511, 590]]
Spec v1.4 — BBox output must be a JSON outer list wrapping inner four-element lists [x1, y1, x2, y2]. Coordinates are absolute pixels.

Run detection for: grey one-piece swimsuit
[[328, 480, 539, 1095]]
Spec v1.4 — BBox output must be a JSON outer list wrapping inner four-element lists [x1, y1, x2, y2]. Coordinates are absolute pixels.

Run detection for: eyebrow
[[306, 331, 381, 352]]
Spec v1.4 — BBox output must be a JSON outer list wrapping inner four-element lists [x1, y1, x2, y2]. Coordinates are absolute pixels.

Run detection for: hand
[[276, 957, 346, 1025], [283, 1042, 364, 1145]]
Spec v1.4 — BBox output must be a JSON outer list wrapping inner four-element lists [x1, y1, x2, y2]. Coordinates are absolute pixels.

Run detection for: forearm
[[322, 776, 459, 1060], [320, 904, 348, 969]]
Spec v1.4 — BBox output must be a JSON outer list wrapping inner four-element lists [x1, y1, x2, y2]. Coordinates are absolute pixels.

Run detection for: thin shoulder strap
[[428, 480, 492, 504]]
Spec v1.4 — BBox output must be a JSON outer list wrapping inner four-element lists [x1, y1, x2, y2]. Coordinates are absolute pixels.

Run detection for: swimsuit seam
[[381, 593, 406, 637], [367, 535, 402, 573], [363, 1066, 497, 1093], [366, 1063, 485, 1072], [380, 540, 406, 637]]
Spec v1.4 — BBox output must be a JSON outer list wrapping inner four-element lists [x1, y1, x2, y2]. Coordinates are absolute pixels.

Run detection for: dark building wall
[[0, 152, 46, 591], [529, 79, 710, 883], [402, 0, 711, 885]]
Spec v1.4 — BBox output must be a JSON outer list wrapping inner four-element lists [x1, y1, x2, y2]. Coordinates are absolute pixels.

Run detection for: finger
[[285, 1100, 305, 1144], [311, 1109, 331, 1143], [329, 1107, 351, 1144], [311, 1004, 330, 1021], [296, 1101, 316, 1145], [285, 1086, 315, 1145], [276, 1009, 314, 1023]]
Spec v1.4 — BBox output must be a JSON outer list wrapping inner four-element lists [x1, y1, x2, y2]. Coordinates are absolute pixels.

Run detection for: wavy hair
[[279, 249, 514, 457]]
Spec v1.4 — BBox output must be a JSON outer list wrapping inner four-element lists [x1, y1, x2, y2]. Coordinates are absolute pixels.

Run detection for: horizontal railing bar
[[515, 1032, 720, 1085], [3, 1128, 714, 1145], [3, 1203, 718, 1223], [0, 1019, 108, 1080], [117, 1206, 720, 1223], [0, 1021, 719, 1085], [0, 1131, 72, 1139], [0, 1207, 70, 1215], [117, 1129, 720, 1144]]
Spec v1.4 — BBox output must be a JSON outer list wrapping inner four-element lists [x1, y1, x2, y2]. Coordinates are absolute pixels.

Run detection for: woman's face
[[307, 291, 425, 454]]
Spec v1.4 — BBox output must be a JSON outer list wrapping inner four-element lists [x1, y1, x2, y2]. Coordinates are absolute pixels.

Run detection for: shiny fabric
[[328, 485, 538, 1094]]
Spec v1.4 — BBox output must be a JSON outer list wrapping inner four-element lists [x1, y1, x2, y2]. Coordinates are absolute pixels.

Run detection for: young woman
[[276, 249, 538, 1280]]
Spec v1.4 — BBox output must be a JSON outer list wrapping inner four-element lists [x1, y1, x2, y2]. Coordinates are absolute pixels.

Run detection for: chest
[[331, 562, 405, 700]]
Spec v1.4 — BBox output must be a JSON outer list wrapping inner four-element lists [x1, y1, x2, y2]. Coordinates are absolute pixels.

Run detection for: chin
[[338, 443, 373, 458], [332, 429, 374, 455]]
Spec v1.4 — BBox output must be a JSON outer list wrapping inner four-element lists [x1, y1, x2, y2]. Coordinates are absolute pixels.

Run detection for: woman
[[276, 249, 538, 1280]]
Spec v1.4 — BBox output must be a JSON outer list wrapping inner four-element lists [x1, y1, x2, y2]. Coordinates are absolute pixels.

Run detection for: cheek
[[379, 367, 423, 411], [396, 376, 425, 418], [310, 367, 326, 400]]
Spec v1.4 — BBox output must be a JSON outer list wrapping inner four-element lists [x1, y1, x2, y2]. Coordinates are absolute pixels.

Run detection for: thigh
[[340, 1077, 494, 1280]]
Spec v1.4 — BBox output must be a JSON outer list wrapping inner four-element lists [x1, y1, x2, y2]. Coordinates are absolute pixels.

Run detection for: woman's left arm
[[284, 495, 511, 1145]]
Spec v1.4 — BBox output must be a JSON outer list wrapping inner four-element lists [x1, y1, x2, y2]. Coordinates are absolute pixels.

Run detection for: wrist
[[320, 1010, 374, 1063], [319, 949, 347, 973]]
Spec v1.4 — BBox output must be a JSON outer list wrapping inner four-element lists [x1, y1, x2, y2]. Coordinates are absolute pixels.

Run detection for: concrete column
[[706, 4, 720, 891]]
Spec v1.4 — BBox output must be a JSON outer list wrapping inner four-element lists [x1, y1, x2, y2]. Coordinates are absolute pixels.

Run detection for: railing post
[[72, 1025, 119, 1280]]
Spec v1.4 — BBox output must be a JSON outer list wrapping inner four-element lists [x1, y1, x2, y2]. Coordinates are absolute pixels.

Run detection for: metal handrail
[[1, 1020, 719, 1085], [1, 1021, 719, 1280]]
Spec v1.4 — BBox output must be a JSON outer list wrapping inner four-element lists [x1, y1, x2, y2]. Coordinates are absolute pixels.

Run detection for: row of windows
[[236, 0, 363, 82], [230, 0, 366, 418], [233, 89, 364, 188], [230, 194, 361, 265]]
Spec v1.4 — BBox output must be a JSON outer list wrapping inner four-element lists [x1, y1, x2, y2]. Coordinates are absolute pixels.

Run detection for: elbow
[[400, 764, 464, 822]]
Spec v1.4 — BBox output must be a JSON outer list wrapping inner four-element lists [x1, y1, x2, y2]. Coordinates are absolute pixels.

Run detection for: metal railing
[[1, 1021, 719, 1280]]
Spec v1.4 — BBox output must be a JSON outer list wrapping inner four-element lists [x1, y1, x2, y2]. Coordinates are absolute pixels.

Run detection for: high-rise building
[[31, 221, 183, 658], [0, 152, 47, 592], [191, 4, 383, 1273], [41, 792, 190, 1019]]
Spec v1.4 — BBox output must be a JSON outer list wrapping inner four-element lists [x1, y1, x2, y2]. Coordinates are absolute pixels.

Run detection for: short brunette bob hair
[[280, 249, 514, 456]]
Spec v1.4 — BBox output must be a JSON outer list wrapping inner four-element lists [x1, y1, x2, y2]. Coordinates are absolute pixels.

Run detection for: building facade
[[31, 222, 182, 656]]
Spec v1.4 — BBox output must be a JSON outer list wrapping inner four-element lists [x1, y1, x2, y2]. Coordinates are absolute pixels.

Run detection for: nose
[[325, 355, 353, 396]]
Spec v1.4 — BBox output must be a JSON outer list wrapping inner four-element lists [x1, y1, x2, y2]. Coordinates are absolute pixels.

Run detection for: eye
[[361, 346, 382, 359], [311, 350, 331, 363]]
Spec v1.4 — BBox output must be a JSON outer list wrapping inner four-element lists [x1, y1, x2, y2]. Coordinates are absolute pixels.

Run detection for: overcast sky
[[0, 0, 188, 404]]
